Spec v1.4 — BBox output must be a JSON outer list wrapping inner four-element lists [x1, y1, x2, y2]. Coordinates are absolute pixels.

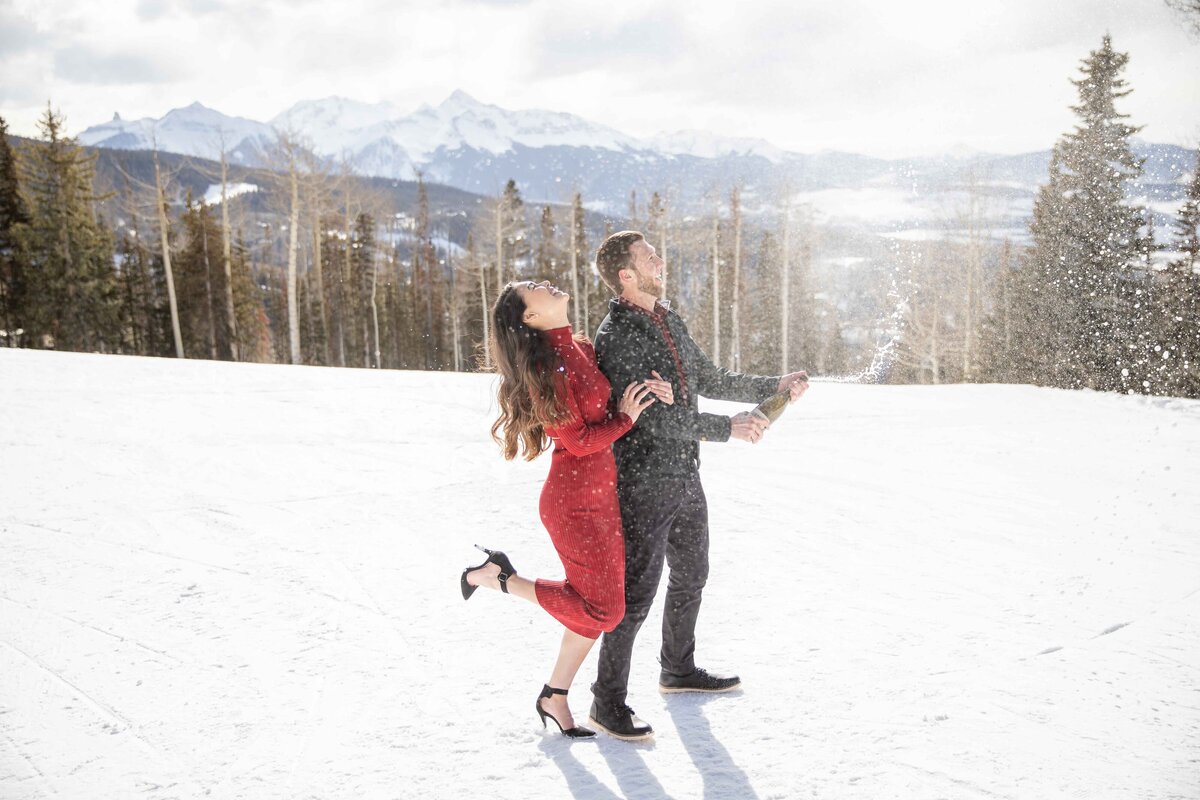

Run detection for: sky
[[1, 0, 1198, 158]]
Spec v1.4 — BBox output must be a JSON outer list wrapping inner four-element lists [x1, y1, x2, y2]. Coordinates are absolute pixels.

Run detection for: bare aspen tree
[[218, 135, 239, 361], [730, 186, 742, 371], [370, 223, 381, 368], [569, 198, 580, 330], [661, 202, 669, 298], [781, 201, 791, 374], [896, 245, 957, 384], [957, 169, 990, 381], [648, 191, 667, 298], [476, 234, 491, 368], [495, 194, 504, 300], [304, 152, 330, 365], [571, 193, 589, 336], [342, 166, 355, 368], [281, 136, 302, 365], [448, 228, 462, 371], [927, 285, 942, 384], [711, 202, 721, 366], [152, 145, 184, 358]]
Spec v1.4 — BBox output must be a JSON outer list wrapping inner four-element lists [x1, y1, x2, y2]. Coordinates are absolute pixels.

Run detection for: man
[[587, 230, 809, 740]]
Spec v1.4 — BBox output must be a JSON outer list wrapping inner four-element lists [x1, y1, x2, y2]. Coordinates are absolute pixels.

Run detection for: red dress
[[535, 325, 633, 639]]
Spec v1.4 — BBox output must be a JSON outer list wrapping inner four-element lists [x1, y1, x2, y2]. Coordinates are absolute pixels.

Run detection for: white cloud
[[1, 0, 1197, 157]]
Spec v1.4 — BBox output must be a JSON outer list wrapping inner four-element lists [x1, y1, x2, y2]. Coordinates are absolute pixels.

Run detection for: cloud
[[136, 0, 227, 21], [53, 46, 183, 86], [527, 5, 691, 79], [2, 0, 1196, 157], [0, 5, 46, 54]]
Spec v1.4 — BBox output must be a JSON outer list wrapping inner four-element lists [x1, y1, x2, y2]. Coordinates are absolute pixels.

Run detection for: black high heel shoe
[[536, 685, 596, 739], [460, 545, 517, 600]]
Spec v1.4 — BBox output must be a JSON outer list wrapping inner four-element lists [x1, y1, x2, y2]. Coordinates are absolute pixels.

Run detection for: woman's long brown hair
[[489, 283, 572, 461]]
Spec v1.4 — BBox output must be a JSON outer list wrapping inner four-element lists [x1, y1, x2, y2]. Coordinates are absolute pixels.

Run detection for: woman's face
[[516, 280, 570, 330]]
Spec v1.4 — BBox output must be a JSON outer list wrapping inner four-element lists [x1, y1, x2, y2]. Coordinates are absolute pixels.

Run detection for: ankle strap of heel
[[498, 571, 511, 593], [540, 684, 569, 698]]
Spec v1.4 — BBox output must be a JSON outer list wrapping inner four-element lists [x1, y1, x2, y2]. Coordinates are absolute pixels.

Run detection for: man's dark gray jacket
[[594, 298, 779, 481]]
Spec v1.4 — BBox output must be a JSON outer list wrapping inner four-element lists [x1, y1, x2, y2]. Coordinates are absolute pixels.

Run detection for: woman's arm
[[544, 374, 634, 457]]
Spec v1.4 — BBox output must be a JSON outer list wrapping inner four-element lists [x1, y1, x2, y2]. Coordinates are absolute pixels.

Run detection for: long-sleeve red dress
[[536, 325, 633, 639]]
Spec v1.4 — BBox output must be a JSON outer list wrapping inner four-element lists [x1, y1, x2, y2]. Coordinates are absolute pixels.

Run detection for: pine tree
[[16, 105, 121, 351], [1011, 36, 1148, 392], [0, 115, 30, 346], [499, 179, 527, 286], [744, 230, 781, 375], [1152, 148, 1200, 397], [413, 176, 446, 369], [351, 212, 377, 368], [114, 229, 166, 355], [176, 195, 231, 359], [535, 204, 565, 287]]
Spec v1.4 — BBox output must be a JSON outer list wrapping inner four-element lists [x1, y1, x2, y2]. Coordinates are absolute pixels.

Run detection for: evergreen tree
[[744, 230, 781, 375], [535, 204, 564, 286], [176, 195, 227, 359], [319, 217, 349, 366], [350, 212, 377, 368], [500, 179, 527, 284], [413, 176, 446, 369], [1152, 148, 1200, 397], [16, 105, 121, 351], [226, 231, 266, 362], [1006, 36, 1148, 391], [114, 228, 171, 357], [0, 115, 30, 346]]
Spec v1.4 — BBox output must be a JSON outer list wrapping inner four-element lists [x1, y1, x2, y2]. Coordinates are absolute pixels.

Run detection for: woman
[[461, 279, 672, 738]]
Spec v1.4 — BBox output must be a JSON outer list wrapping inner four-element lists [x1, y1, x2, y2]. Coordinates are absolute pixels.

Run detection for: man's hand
[[778, 370, 810, 403], [729, 411, 769, 444]]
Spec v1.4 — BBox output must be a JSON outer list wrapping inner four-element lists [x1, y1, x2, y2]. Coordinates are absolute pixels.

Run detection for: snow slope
[[1, 349, 1198, 800]]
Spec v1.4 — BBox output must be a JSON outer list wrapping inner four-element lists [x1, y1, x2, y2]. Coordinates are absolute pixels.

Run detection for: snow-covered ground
[[1, 349, 1198, 800]]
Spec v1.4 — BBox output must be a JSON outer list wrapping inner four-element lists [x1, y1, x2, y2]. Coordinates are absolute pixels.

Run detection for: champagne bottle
[[751, 390, 791, 424]]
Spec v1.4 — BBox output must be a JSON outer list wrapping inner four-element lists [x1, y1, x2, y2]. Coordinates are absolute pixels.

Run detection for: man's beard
[[637, 271, 664, 299]]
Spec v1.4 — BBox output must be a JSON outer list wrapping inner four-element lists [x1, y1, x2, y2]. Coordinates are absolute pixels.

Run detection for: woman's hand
[[618, 382, 657, 423], [644, 370, 674, 405]]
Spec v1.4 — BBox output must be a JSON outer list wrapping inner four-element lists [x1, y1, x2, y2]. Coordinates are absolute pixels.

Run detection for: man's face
[[624, 239, 665, 299]]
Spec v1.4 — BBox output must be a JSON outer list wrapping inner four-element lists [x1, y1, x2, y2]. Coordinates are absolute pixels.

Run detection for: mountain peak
[[440, 89, 482, 110]]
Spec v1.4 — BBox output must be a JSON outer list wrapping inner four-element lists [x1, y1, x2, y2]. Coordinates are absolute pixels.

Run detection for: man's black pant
[[592, 472, 709, 706]]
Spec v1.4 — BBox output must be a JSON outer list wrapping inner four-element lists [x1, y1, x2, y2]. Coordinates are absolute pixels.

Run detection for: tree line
[[1, 35, 1196, 397], [0, 112, 851, 380]]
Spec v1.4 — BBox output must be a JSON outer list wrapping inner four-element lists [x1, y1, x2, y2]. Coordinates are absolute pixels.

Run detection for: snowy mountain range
[[77, 91, 1196, 230], [79, 91, 780, 176]]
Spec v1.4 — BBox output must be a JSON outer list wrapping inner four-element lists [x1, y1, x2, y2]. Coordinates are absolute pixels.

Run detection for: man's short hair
[[595, 230, 644, 294]]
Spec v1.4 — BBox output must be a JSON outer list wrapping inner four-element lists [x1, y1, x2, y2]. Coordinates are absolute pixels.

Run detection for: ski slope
[[1, 349, 1197, 800]]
